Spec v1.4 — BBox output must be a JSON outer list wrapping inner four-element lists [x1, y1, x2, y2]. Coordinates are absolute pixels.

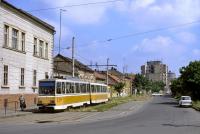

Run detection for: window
[[62, 82, 65, 94], [45, 72, 49, 79], [20, 68, 25, 86], [33, 38, 37, 55], [12, 28, 18, 49], [39, 40, 43, 57], [21, 32, 25, 52], [4, 25, 9, 47], [45, 43, 48, 59], [56, 82, 61, 94], [75, 83, 80, 93], [3, 65, 8, 86], [33, 70, 37, 86]]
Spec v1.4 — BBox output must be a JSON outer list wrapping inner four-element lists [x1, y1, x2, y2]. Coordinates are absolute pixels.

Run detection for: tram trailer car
[[37, 79, 109, 110]]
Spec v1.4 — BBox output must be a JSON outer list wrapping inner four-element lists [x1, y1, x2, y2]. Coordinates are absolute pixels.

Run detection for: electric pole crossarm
[[87, 65, 117, 67]]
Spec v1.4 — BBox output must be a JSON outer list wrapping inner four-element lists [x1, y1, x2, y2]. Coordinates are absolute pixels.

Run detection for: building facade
[[0, 0, 55, 108], [54, 54, 95, 82], [141, 61, 168, 85]]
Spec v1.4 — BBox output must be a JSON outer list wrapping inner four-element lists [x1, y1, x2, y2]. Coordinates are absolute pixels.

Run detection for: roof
[[1, 0, 55, 33], [54, 54, 94, 73], [94, 71, 119, 86]]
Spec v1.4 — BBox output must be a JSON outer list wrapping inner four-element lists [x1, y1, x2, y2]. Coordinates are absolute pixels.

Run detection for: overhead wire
[[27, 0, 124, 12]]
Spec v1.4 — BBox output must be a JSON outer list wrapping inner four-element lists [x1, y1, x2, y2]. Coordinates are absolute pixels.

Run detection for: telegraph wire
[[27, 0, 124, 12]]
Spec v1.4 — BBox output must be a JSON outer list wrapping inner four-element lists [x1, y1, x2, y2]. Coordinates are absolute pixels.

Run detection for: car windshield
[[182, 97, 191, 100], [39, 81, 55, 96]]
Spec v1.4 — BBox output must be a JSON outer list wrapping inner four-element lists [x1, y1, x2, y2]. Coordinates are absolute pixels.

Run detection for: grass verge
[[68, 95, 150, 112], [192, 101, 200, 111]]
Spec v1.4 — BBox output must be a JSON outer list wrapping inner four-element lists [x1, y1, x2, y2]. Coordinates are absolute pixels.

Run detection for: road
[[0, 96, 200, 134]]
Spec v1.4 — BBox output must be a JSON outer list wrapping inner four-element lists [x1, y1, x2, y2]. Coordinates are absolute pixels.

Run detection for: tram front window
[[39, 81, 55, 96]]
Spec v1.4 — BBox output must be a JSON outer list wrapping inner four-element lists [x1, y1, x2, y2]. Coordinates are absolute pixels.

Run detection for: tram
[[37, 78, 109, 110]]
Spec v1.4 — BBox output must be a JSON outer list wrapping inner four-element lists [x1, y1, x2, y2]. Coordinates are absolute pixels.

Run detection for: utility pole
[[72, 37, 75, 77], [106, 58, 109, 86], [59, 9, 66, 54]]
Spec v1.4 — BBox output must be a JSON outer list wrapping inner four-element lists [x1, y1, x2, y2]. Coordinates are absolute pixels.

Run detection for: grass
[[68, 95, 150, 112], [192, 101, 200, 111]]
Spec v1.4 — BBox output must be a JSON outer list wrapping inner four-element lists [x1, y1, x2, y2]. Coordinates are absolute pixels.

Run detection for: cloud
[[193, 49, 200, 56], [133, 36, 173, 53], [116, 0, 200, 30], [131, 35, 187, 60], [175, 32, 197, 44], [42, 0, 113, 24]]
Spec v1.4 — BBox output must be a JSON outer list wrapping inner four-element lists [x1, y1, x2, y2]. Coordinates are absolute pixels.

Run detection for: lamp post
[[59, 9, 66, 54]]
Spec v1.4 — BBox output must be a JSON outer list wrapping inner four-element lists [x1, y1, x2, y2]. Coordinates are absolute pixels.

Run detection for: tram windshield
[[39, 81, 55, 96]]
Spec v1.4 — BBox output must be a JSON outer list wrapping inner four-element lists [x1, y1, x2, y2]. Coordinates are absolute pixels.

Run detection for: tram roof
[[39, 78, 89, 83]]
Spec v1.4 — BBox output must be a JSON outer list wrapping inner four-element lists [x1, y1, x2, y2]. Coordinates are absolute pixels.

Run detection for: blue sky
[[7, 0, 200, 75]]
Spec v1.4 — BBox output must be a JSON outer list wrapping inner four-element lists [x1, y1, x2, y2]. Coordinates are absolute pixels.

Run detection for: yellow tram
[[37, 78, 109, 110]]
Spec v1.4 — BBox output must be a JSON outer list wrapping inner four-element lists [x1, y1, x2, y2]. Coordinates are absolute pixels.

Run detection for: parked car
[[179, 96, 192, 107], [152, 92, 163, 96]]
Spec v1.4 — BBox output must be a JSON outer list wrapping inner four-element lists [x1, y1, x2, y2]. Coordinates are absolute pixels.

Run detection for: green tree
[[170, 61, 200, 100], [133, 74, 149, 91], [150, 81, 165, 93], [179, 61, 200, 100], [133, 74, 165, 93], [113, 82, 125, 96]]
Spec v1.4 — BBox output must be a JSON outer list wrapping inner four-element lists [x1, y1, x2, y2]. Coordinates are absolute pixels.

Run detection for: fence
[[0, 94, 38, 117]]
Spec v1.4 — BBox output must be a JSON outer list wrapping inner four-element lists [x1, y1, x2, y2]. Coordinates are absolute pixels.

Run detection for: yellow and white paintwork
[[38, 93, 109, 110]]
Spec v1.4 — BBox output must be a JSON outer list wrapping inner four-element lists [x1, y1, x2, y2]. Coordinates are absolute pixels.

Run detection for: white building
[[0, 0, 55, 100]]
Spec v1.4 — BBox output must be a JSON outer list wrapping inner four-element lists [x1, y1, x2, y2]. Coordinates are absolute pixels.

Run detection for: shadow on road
[[162, 123, 200, 128], [154, 101, 178, 105]]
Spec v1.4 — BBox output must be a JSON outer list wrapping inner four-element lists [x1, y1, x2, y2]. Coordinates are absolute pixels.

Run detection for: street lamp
[[59, 9, 66, 54]]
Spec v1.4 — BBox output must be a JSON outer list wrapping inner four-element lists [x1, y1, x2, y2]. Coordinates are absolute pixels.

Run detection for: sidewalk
[[0, 100, 149, 125], [0, 105, 37, 118]]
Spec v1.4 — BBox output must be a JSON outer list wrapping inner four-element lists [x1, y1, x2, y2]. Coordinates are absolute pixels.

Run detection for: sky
[[6, 0, 200, 75]]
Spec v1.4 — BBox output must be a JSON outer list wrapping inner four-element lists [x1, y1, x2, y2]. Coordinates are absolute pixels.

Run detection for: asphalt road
[[1, 96, 200, 134]]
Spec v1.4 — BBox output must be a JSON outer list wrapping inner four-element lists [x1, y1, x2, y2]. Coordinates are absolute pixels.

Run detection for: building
[[141, 61, 168, 85], [53, 54, 95, 82], [168, 70, 176, 84], [0, 0, 55, 108], [108, 67, 133, 96]]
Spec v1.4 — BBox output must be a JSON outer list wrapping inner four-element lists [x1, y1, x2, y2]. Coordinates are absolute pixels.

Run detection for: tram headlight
[[38, 100, 42, 104], [50, 100, 55, 104]]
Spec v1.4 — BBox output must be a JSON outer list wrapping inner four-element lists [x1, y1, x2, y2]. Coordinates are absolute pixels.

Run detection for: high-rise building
[[141, 61, 168, 85]]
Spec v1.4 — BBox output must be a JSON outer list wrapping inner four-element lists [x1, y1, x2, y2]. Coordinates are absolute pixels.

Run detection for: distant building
[[141, 61, 168, 85], [167, 71, 176, 85], [0, 0, 55, 108]]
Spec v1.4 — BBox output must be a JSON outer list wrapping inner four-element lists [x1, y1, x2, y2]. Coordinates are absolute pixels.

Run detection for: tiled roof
[[54, 54, 94, 73]]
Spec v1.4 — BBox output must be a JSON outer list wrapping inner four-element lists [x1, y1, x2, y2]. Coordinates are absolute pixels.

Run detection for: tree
[[152, 81, 165, 93], [113, 82, 125, 96], [133, 74, 165, 93], [170, 61, 200, 100], [133, 74, 149, 91], [180, 61, 200, 100]]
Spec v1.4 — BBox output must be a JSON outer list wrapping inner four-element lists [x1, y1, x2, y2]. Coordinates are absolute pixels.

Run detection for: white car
[[179, 96, 192, 107], [152, 92, 163, 96]]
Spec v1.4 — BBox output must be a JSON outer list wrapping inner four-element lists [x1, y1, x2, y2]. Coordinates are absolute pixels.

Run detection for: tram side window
[[62, 82, 66, 94], [56, 82, 61, 94], [80, 83, 86, 93], [103, 86, 106, 92], [71, 83, 75, 93], [66, 82, 70, 93], [97, 85, 100, 92], [87, 84, 90, 93], [91, 85, 95, 93], [75, 83, 80, 93]]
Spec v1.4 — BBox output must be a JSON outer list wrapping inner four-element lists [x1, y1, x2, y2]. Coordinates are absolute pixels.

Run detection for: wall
[[0, 3, 54, 105]]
